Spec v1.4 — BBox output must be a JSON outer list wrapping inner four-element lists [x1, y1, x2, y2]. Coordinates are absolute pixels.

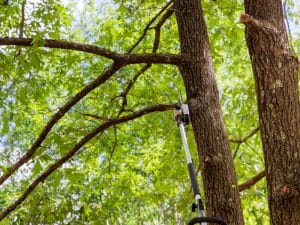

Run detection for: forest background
[[0, 0, 299, 224]]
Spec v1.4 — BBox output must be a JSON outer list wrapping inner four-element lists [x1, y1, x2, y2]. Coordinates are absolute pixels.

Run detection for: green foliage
[[0, 0, 299, 224]]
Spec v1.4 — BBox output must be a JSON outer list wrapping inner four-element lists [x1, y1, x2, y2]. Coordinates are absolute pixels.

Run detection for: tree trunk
[[242, 1, 300, 224], [174, 1, 244, 224]]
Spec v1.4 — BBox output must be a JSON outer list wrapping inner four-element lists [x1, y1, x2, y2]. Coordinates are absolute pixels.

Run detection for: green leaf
[[32, 160, 43, 176]]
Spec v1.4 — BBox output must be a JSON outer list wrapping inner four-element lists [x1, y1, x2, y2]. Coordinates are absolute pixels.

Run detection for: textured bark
[[242, 1, 300, 224], [174, 1, 244, 224]]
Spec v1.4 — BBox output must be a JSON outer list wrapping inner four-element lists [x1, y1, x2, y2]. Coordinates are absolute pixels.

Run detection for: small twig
[[116, 64, 151, 116], [238, 170, 266, 192], [231, 126, 260, 159], [108, 126, 118, 174], [14, 0, 26, 59], [19, 0, 26, 38], [230, 127, 260, 144], [117, 7, 175, 115], [153, 7, 174, 51], [127, 1, 173, 53]]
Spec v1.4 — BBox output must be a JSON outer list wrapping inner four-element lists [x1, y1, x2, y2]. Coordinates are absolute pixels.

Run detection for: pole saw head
[[174, 103, 190, 125]]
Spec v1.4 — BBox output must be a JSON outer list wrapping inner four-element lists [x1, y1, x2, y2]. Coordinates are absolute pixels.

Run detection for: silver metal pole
[[179, 123, 192, 164], [178, 122, 206, 222]]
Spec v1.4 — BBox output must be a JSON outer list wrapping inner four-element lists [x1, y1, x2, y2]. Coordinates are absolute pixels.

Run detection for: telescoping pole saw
[[174, 103, 228, 225]]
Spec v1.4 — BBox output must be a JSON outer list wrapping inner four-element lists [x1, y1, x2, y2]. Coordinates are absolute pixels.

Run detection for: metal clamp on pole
[[174, 103, 190, 126], [174, 104, 206, 218], [174, 103, 228, 225]]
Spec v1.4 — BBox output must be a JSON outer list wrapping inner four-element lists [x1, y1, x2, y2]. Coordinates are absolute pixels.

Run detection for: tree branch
[[127, 1, 173, 53], [0, 37, 183, 65], [230, 127, 260, 144], [117, 7, 175, 115], [238, 170, 266, 192], [0, 103, 175, 221], [230, 126, 260, 159], [0, 9, 182, 185], [108, 126, 118, 174], [19, 0, 26, 38], [117, 64, 151, 116], [0, 63, 121, 186], [153, 7, 174, 51]]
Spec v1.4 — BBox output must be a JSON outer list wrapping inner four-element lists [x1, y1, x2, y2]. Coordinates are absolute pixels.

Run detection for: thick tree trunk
[[174, 1, 244, 224], [242, 1, 300, 224]]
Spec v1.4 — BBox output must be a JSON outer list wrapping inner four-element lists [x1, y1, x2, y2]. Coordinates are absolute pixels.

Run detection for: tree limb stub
[[0, 103, 175, 221], [240, 13, 279, 35], [0, 37, 183, 65]]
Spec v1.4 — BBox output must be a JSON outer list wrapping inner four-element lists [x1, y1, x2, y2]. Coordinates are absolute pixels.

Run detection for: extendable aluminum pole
[[178, 121, 206, 220], [175, 103, 228, 225]]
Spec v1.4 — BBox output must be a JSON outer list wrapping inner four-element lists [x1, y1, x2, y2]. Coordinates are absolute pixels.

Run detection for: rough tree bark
[[174, 0, 244, 224], [241, 0, 300, 224]]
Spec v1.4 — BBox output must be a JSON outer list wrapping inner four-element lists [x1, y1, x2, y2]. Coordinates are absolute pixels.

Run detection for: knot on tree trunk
[[239, 13, 279, 35], [276, 184, 299, 199], [204, 153, 223, 165]]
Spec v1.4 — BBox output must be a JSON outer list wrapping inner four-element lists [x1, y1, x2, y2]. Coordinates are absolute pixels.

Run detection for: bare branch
[[0, 37, 183, 65], [0, 103, 175, 221], [117, 7, 175, 115], [230, 127, 260, 144], [127, 1, 173, 53], [231, 126, 260, 159], [0, 63, 121, 186], [153, 7, 174, 51], [19, 0, 26, 38], [108, 126, 118, 174], [238, 170, 266, 192], [116, 64, 151, 116]]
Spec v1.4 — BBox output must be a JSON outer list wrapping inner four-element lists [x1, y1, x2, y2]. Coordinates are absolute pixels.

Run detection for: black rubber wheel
[[187, 216, 228, 225]]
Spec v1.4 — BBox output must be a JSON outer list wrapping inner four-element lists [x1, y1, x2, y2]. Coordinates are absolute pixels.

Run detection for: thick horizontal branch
[[118, 52, 183, 65], [0, 37, 183, 65], [238, 170, 266, 192], [0, 37, 118, 58], [0, 63, 121, 186], [0, 103, 175, 221]]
